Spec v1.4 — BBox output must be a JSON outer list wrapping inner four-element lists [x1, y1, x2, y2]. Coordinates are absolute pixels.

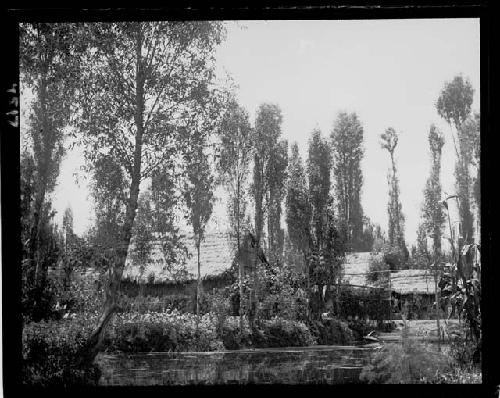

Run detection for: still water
[[98, 345, 379, 385]]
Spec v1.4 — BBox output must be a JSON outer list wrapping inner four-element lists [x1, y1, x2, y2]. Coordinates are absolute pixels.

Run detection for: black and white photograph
[[4, 6, 490, 387]]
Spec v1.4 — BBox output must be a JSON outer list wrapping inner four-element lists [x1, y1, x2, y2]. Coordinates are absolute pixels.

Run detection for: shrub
[[449, 334, 481, 366], [219, 316, 252, 350], [347, 319, 373, 340], [360, 338, 451, 384], [308, 318, 354, 345], [104, 310, 224, 353], [22, 315, 101, 386], [256, 317, 317, 348]]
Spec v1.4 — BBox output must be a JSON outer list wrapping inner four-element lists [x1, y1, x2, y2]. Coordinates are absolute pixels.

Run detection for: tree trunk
[[434, 265, 441, 351], [237, 178, 244, 332], [196, 237, 201, 315], [30, 75, 50, 287], [78, 23, 145, 366]]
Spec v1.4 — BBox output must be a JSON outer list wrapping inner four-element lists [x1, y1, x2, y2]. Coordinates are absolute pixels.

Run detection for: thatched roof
[[122, 231, 234, 283], [341, 252, 440, 295], [342, 252, 377, 287], [390, 269, 436, 295]]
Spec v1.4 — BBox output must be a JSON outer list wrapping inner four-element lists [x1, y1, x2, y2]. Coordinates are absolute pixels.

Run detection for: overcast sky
[[50, 18, 480, 246]]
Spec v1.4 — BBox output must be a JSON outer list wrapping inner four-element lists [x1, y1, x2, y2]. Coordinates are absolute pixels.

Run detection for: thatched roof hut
[[122, 231, 234, 283]]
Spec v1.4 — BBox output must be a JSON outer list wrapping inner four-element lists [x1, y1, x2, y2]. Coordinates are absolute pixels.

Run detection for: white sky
[[48, 18, 480, 246]]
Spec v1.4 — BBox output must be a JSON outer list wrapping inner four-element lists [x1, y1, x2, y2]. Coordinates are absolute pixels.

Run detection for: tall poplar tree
[[436, 75, 475, 244], [285, 142, 311, 271], [216, 98, 253, 329], [330, 112, 364, 251], [266, 139, 288, 265], [250, 103, 283, 325], [20, 23, 84, 295], [181, 126, 215, 315], [307, 129, 342, 317], [380, 127, 405, 251], [421, 124, 446, 257]]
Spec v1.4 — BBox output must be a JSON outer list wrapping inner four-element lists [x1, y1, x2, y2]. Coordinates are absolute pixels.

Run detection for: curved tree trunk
[[78, 24, 145, 366]]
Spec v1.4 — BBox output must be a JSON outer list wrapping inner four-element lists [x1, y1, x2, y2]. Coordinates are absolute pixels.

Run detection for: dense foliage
[[22, 316, 101, 386]]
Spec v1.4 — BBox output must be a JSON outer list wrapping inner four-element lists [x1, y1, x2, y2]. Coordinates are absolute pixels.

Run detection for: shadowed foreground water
[[97, 345, 379, 385]]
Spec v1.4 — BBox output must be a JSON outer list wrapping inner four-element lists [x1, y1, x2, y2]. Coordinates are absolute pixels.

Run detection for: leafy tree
[[307, 129, 332, 247], [307, 129, 344, 317], [60, 206, 76, 289], [216, 98, 253, 329], [62, 207, 74, 238], [266, 139, 288, 265], [20, 23, 84, 299], [421, 124, 446, 257], [436, 75, 475, 244], [457, 112, 480, 242], [436, 75, 474, 155], [130, 190, 155, 275], [250, 103, 284, 326], [330, 112, 365, 251], [285, 142, 311, 272], [359, 216, 376, 252], [181, 125, 215, 315], [380, 127, 406, 253], [74, 21, 226, 363]]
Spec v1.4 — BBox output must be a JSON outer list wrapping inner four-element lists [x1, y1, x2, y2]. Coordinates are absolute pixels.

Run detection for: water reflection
[[98, 346, 378, 385]]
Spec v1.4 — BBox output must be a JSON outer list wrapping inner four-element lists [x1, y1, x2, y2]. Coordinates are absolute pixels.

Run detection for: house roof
[[341, 251, 439, 295], [122, 231, 235, 283], [342, 251, 377, 287], [390, 269, 436, 295]]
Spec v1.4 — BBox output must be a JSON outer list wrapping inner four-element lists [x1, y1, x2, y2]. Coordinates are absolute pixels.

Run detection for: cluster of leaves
[[22, 315, 101, 386]]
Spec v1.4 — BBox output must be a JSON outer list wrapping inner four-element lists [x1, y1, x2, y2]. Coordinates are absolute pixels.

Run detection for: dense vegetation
[[19, 22, 480, 386]]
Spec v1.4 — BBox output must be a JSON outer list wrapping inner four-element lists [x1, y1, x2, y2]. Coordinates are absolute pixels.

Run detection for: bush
[[449, 334, 481, 366], [218, 316, 316, 349], [104, 310, 224, 353], [22, 315, 101, 386], [347, 319, 373, 340], [219, 316, 253, 350], [308, 318, 354, 345], [256, 317, 317, 348], [360, 338, 451, 384], [22, 277, 62, 322]]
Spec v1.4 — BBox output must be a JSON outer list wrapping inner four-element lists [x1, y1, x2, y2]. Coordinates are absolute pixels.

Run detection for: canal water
[[97, 345, 380, 385]]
